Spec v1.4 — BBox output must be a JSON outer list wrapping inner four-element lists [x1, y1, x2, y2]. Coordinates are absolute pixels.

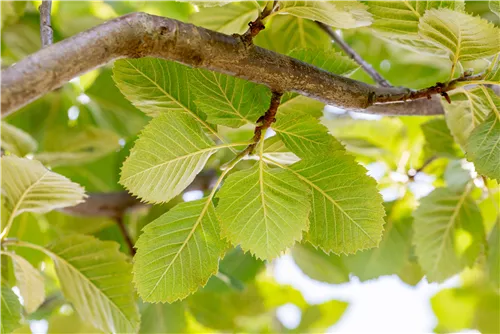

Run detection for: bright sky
[[272, 255, 471, 334]]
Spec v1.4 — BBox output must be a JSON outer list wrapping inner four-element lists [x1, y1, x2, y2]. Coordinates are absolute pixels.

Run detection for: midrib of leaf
[[258, 135, 270, 251], [124, 60, 232, 150], [1, 171, 49, 240], [451, 28, 462, 79], [121, 142, 246, 183], [262, 156, 376, 244], [403, 1, 420, 18], [460, 88, 487, 126], [11, 241, 134, 330], [431, 184, 471, 274], [479, 85, 500, 119]]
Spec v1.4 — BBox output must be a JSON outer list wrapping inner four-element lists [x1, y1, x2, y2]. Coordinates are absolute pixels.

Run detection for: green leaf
[[219, 247, 265, 283], [292, 243, 349, 284], [2, 252, 44, 314], [189, 1, 260, 34], [1, 283, 22, 334], [273, 111, 344, 159], [120, 112, 226, 204], [296, 299, 348, 332], [139, 302, 186, 334], [431, 287, 478, 333], [413, 187, 485, 282], [421, 118, 461, 157], [288, 153, 385, 254], [491, 0, 500, 18], [255, 15, 331, 54], [1, 156, 85, 219], [217, 162, 311, 260], [366, 0, 464, 35], [466, 112, 500, 180], [445, 87, 496, 147], [0, 122, 37, 156], [46, 234, 140, 333], [134, 199, 226, 302], [190, 69, 270, 128], [34, 126, 121, 167], [419, 9, 500, 67], [444, 160, 471, 192], [276, 1, 372, 28]]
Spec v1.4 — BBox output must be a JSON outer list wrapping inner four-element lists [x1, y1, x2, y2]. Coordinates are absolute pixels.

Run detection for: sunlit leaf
[[190, 69, 270, 128], [120, 112, 224, 204], [413, 187, 485, 282], [0, 122, 37, 157], [296, 299, 348, 332], [419, 9, 500, 70], [1, 156, 85, 220], [276, 1, 372, 28], [217, 162, 311, 260], [2, 252, 44, 314], [46, 235, 140, 333], [287, 153, 385, 254], [134, 199, 226, 302], [273, 111, 344, 159], [466, 112, 500, 180], [1, 283, 22, 334]]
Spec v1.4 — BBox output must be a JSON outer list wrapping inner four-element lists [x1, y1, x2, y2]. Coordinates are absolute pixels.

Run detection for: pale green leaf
[[366, 0, 464, 35], [287, 153, 385, 254], [277, 1, 372, 28], [273, 111, 344, 159], [217, 162, 311, 260], [413, 187, 485, 282], [34, 127, 121, 167], [1, 156, 86, 219], [120, 112, 225, 204], [466, 112, 500, 180], [419, 9, 500, 67], [255, 15, 331, 54], [134, 199, 226, 302], [139, 302, 186, 334], [489, 0, 500, 18], [189, 1, 260, 34], [1, 284, 22, 334], [484, 54, 500, 84], [445, 87, 496, 147], [296, 299, 348, 332], [190, 69, 270, 128], [262, 136, 300, 165], [46, 235, 139, 333], [421, 118, 461, 157], [2, 252, 44, 314], [0, 122, 37, 157], [292, 243, 349, 284], [444, 160, 471, 192]]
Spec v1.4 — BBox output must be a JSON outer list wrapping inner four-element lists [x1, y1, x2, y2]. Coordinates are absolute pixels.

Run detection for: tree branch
[[115, 215, 136, 256], [39, 1, 53, 48], [316, 22, 392, 88], [2, 12, 448, 117]]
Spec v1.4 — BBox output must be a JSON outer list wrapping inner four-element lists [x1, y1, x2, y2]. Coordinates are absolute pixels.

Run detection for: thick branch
[[316, 22, 392, 88], [39, 1, 53, 48], [2, 12, 433, 117]]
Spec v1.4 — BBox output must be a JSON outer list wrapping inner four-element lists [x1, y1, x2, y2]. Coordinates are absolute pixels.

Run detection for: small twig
[[39, 1, 53, 48], [316, 22, 392, 88], [223, 91, 283, 169], [239, 0, 278, 45], [115, 215, 135, 256], [408, 156, 437, 181], [377, 71, 485, 104]]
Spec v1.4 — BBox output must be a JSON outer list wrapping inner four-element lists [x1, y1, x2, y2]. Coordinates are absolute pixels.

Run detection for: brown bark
[[2, 12, 447, 117]]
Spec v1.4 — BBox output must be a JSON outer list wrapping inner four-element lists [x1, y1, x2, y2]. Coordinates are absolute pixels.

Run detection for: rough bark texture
[[39, 1, 53, 47], [2, 12, 444, 117]]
